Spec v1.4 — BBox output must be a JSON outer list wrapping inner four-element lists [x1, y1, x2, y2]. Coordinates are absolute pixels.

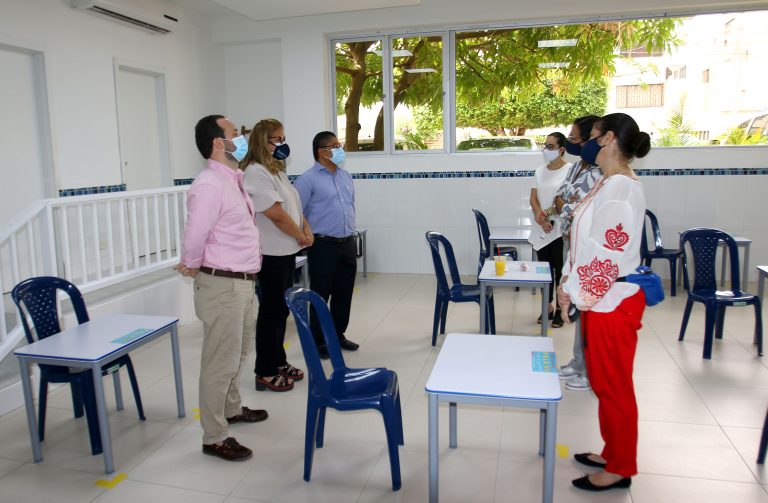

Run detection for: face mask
[[223, 135, 248, 162], [542, 148, 560, 163], [564, 140, 581, 156], [271, 142, 290, 160], [330, 147, 345, 166], [580, 138, 603, 166]]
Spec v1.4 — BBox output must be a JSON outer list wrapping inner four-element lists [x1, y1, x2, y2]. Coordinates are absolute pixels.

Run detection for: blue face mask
[[223, 135, 248, 162], [271, 143, 291, 160], [564, 140, 582, 156], [330, 147, 345, 166], [580, 138, 603, 166]]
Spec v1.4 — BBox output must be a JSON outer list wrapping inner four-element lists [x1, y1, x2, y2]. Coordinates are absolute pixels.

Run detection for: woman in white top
[[529, 132, 571, 328], [556, 113, 649, 492], [241, 119, 313, 392]]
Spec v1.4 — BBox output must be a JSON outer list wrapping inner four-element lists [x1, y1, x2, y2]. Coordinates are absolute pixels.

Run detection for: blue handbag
[[625, 265, 665, 306]]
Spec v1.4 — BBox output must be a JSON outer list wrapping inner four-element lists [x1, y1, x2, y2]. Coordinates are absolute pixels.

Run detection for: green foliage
[[653, 95, 697, 147], [718, 127, 768, 145], [395, 129, 429, 150]]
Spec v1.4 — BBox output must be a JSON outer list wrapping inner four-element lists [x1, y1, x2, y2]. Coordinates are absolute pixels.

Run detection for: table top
[[489, 229, 531, 242], [15, 314, 178, 362], [295, 256, 307, 267], [426, 333, 562, 401], [758, 266, 768, 274], [478, 260, 551, 283]]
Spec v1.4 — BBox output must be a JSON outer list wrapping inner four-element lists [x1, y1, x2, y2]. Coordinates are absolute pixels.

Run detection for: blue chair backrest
[[11, 276, 90, 344], [425, 232, 462, 296], [680, 228, 741, 292], [644, 210, 664, 252], [284, 287, 345, 401], [472, 209, 491, 260]]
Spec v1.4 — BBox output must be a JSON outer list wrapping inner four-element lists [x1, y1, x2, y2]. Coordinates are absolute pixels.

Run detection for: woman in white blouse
[[241, 119, 313, 392], [556, 113, 649, 492], [528, 132, 571, 328]]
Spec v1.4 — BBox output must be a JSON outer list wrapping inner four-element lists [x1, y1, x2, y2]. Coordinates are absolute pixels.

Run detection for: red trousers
[[582, 289, 646, 477]]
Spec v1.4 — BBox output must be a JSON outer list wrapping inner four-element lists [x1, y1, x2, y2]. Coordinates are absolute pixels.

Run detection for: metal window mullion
[[448, 30, 457, 153], [383, 35, 393, 155]]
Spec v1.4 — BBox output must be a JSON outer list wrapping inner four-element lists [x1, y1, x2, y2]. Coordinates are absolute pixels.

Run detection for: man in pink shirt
[[175, 115, 266, 462]]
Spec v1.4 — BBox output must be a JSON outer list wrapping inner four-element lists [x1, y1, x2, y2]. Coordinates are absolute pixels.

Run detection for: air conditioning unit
[[72, 0, 179, 34]]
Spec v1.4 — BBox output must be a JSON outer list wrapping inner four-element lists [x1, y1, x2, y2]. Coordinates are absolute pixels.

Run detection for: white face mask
[[542, 148, 560, 163]]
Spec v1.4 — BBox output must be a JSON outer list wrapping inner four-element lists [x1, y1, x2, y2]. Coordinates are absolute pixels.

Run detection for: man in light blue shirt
[[294, 131, 358, 358]]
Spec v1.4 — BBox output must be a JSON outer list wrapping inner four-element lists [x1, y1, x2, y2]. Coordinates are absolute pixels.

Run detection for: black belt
[[314, 234, 354, 244], [199, 266, 257, 281]]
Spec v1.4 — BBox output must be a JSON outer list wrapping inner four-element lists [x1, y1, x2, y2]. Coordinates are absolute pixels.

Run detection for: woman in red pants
[[556, 112, 650, 491]]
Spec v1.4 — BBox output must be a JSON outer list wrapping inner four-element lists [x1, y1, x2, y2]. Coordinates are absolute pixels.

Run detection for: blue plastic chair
[[284, 287, 403, 491], [678, 229, 762, 359], [426, 231, 495, 346], [641, 209, 684, 296], [472, 208, 518, 274], [11, 277, 146, 454]]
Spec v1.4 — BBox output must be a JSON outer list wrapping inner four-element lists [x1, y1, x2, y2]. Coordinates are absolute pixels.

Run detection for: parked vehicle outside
[[457, 136, 539, 152]]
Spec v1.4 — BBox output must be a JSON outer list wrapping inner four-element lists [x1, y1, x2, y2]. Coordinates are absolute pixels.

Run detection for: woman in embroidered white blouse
[[556, 113, 650, 492]]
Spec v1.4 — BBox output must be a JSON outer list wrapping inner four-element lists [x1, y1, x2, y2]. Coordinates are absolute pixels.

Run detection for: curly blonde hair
[[239, 119, 285, 175]]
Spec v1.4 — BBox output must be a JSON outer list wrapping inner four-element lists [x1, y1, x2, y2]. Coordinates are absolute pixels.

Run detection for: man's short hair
[[195, 115, 225, 159], [312, 131, 337, 161]]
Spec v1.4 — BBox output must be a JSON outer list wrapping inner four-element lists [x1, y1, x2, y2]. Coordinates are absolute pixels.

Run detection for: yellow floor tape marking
[[556, 444, 569, 459], [283, 342, 290, 349], [192, 407, 200, 420], [95, 473, 126, 489]]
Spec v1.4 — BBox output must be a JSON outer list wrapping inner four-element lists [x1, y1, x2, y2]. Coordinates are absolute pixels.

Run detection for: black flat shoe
[[339, 338, 359, 351], [574, 453, 607, 468], [572, 475, 631, 491], [317, 345, 330, 360]]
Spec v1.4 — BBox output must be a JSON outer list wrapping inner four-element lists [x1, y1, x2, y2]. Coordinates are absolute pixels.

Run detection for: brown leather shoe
[[202, 437, 252, 461], [226, 406, 269, 424]]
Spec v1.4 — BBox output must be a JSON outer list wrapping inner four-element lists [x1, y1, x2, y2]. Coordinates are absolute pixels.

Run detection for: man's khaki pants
[[194, 273, 256, 445]]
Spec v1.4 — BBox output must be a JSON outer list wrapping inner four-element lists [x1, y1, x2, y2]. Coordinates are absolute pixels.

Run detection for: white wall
[[209, 0, 768, 280], [0, 0, 223, 200]]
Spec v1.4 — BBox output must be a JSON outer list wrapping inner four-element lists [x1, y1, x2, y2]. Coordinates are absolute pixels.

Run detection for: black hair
[[312, 131, 338, 161], [547, 131, 566, 148], [195, 115, 225, 159], [596, 113, 651, 159], [572, 115, 600, 142]]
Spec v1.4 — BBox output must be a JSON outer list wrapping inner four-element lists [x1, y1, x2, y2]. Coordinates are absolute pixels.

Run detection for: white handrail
[[0, 185, 191, 362]]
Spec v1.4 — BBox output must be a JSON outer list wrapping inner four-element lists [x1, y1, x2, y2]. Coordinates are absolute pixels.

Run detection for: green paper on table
[[111, 328, 153, 344], [536, 266, 549, 274], [531, 351, 557, 372]]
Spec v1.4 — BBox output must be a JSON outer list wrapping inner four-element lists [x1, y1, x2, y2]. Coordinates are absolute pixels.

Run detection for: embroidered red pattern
[[577, 257, 620, 297], [603, 223, 629, 251]]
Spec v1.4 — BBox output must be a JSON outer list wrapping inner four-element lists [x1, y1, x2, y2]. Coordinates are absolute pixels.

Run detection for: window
[[616, 84, 664, 108], [331, 9, 768, 153]]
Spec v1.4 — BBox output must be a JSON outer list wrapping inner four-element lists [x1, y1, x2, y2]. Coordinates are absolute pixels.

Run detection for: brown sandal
[[255, 374, 293, 392], [278, 363, 304, 381]]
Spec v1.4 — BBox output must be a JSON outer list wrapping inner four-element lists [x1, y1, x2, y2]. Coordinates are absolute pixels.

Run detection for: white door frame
[[113, 59, 172, 188]]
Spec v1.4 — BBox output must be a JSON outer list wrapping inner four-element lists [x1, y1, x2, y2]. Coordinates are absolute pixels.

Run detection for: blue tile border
[[58, 184, 126, 197]]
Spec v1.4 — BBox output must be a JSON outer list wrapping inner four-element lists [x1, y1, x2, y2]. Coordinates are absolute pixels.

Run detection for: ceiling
[[205, 0, 420, 22]]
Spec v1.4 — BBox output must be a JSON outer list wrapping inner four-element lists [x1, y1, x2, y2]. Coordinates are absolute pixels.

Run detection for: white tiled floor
[[1, 273, 768, 502]]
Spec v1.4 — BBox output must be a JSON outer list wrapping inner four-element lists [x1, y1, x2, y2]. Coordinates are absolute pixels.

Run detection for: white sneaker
[[558, 364, 580, 379], [564, 375, 591, 391]]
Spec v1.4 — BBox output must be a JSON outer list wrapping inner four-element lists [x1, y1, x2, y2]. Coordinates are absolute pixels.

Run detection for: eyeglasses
[[566, 135, 583, 142], [268, 135, 286, 143], [543, 144, 559, 151], [320, 143, 343, 150]]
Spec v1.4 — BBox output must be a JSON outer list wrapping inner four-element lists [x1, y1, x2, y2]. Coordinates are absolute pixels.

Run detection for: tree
[[334, 19, 681, 150], [653, 95, 697, 147]]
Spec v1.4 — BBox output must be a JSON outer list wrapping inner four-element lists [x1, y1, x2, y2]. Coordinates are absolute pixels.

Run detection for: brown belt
[[199, 266, 257, 281]]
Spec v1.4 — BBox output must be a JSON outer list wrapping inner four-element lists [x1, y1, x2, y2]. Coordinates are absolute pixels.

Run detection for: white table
[[15, 314, 184, 474], [758, 266, 768, 303], [478, 260, 552, 337], [489, 229, 534, 294], [426, 333, 562, 503], [295, 255, 309, 288], [354, 228, 368, 278]]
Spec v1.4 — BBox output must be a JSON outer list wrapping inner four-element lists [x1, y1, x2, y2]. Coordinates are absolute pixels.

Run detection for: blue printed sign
[[536, 266, 549, 274], [531, 351, 557, 373], [111, 328, 153, 344]]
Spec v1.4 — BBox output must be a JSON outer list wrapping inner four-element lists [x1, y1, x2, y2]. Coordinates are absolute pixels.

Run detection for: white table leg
[[480, 282, 487, 334], [449, 402, 457, 448], [759, 270, 766, 304], [112, 371, 123, 411], [91, 363, 115, 474], [428, 393, 439, 503], [541, 283, 549, 337], [538, 409, 545, 456], [302, 261, 309, 289], [170, 325, 186, 418], [362, 230, 367, 278], [542, 401, 558, 503], [18, 358, 41, 462]]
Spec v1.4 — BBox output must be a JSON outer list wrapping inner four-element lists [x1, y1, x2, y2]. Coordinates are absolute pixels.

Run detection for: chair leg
[[38, 379, 48, 442], [316, 407, 327, 448], [381, 400, 402, 491], [124, 358, 146, 420], [669, 257, 677, 297], [679, 298, 694, 341], [431, 296, 442, 346], [304, 402, 320, 482], [755, 299, 763, 357], [488, 296, 496, 335], [70, 381, 84, 418], [715, 305, 726, 340], [759, 407, 768, 463], [395, 391, 404, 446], [703, 303, 717, 359], [644, 257, 652, 267], [439, 300, 449, 335]]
